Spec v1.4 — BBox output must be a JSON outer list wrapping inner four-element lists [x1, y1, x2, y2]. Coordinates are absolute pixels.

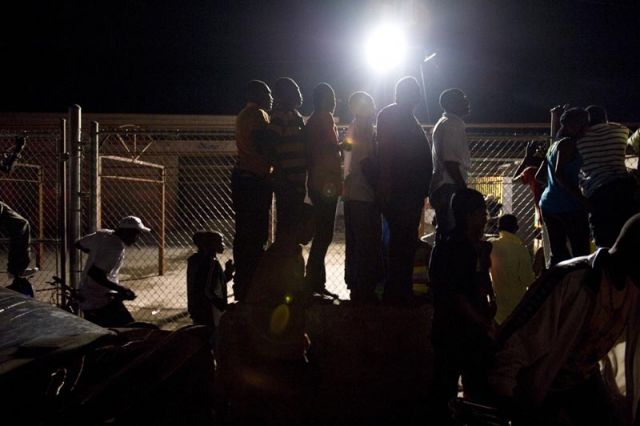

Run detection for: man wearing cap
[[75, 216, 150, 327]]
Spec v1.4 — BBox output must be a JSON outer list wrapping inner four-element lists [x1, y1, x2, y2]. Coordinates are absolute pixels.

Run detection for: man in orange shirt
[[232, 80, 273, 302]]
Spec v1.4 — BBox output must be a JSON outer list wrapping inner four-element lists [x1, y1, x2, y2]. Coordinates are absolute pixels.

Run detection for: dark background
[[1, 0, 639, 123]]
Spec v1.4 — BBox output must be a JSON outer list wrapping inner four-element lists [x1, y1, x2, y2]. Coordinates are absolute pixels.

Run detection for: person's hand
[[524, 140, 537, 157], [550, 104, 569, 116], [224, 259, 235, 280], [119, 287, 136, 301]]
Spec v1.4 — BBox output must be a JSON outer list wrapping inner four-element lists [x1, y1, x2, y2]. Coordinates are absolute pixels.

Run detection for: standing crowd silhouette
[[225, 76, 640, 425]]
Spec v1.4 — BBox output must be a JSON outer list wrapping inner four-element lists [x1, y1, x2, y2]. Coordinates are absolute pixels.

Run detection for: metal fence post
[[159, 168, 166, 275], [68, 105, 82, 290], [58, 118, 68, 288], [89, 121, 100, 232]]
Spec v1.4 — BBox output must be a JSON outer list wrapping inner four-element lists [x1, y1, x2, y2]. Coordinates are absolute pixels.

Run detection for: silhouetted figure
[[265, 78, 307, 243], [488, 215, 534, 324], [244, 204, 314, 361], [1, 136, 34, 297], [187, 231, 233, 346], [490, 213, 640, 426], [429, 188, 496, 424], [305, 83, 341, 298], [513, 139, 549, 269], [232, 80, 273, 302], [577, 105, 639, 247], [431, 88, 471, 240], [537, 107, 590, 266], [76, 216, 149, 327], [343, 91, 383, 303], [376, 76, 432, 305]]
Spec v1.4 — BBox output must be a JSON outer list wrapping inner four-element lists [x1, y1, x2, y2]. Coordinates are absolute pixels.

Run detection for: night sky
[[2, 0, 639, 123]]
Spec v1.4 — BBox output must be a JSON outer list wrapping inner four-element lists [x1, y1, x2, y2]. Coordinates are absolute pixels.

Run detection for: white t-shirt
[[77, 230, 126, 310], [431, 112, 470, 192], [343, 121, 376, 202]]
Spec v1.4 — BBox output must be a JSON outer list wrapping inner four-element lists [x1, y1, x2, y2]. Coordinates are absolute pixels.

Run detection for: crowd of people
[[225, 76, 640, 424], [5, 74, 640, 424]]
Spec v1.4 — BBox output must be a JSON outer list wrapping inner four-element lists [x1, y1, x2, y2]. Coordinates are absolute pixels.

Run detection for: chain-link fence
[[0, 120, 551, 327], [0, 130, 63, 305]]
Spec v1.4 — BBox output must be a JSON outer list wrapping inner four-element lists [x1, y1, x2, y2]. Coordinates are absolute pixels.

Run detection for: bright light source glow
[[364, 23, 408, 73]]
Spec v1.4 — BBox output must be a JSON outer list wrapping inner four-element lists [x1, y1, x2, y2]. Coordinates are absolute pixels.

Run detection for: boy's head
[[193, 230, 224, 254], [498, 214, 519, 234], [439, 88, 470, 117], [452, 188, 487, 240], [273, 77, 303, 109]]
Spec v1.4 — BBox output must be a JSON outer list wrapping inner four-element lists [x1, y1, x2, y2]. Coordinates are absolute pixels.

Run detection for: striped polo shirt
[[576, 122, 630, 198], [266, 108, 307, 192]]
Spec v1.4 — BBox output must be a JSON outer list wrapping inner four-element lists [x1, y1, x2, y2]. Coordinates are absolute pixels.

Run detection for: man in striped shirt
[[577, 105, 639, 247], [264, 77, 308, 242]]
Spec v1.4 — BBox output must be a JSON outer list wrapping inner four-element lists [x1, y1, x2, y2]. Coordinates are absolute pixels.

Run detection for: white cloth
[[490, 253, 640, 422], [343, 121, 376, 202], [77, 230, 126, 310], [431, 112, 470, 193]]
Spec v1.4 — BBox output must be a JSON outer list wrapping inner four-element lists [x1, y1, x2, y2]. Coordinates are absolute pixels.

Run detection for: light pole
[[419, 52, 437, 123]]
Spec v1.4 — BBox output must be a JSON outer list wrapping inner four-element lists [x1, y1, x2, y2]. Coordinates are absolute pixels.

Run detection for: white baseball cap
[[117, 216, 151, 232]]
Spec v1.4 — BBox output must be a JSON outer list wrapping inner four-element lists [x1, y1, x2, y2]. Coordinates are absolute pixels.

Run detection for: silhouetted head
[[586, 105, 608, 126], [394, 76, 422, 110], [348, 91, 376, 119], [313, 82, 336, 114], [452, 188, 487, 240], [498, 214, 519, 234], [193, 230, 225, 254], [609, 213, 640, 287], [115, 216, 150, 246], [439, 88, 470, 117], [273, 77, 303, 109], [558, 108, 589, 138], [246, 80, 273, 111]]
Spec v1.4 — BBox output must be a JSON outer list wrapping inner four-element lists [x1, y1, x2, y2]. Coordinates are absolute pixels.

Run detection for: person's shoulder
[[187, 252, 200, 263], [377, 103, 398, 120]]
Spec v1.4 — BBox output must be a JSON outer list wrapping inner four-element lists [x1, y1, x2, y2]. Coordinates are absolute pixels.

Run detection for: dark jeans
[[274, 185, 305, 242], [0, 202, 31, 276], [381, 196, 423, 304], [432, 340, 492, 425], [588, 176, 640, 248], [306, 190, 338, 291], [344, 200, 383, 301], [430, 184, 458, 242], [231, 169, 272, 302], [83, 300, 134, 328], [542, 209, 590, 266]]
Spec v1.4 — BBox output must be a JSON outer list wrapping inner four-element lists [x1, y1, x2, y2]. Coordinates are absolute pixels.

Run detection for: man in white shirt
[[76, 216, 150, 327], [430, 88, 471, 241]]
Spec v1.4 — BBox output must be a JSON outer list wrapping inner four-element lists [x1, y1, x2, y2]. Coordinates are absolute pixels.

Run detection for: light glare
[[365, 23, 408, 73]]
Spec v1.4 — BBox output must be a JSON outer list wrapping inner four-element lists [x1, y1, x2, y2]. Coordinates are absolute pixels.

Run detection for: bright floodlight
[[364, 23, 408, 73]]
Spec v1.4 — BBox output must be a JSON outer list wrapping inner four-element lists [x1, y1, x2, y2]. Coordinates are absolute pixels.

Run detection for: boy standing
[[187, 231, 234, 336]]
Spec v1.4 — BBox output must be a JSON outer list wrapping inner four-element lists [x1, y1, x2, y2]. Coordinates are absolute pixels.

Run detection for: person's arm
[[513, 141, 540, 179], [87, 265, 135, 299], [376, 111, 393, 204], [444, 161, 466, 188], [554, 139, 590, 210], [549, 104, 567, 139], [534, 155, 548, 186]]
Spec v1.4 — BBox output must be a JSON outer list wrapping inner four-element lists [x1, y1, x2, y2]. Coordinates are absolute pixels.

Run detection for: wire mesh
[[0, 123, 550, 327], [0, 131, 61, 300]]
